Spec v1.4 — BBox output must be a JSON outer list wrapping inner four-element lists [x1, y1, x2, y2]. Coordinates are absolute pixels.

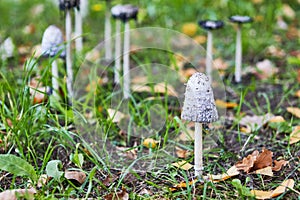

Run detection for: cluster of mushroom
[[198, 15, 252, 83]]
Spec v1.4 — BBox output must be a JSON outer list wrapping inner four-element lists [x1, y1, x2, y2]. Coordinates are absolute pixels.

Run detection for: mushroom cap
[[59, 0, 80, 10], [198, 20, 224, 30], [229, 15, 252, 23], [181, 72, 218, 123], [111, 4, 123, 18], [41, 25, 66, 58]]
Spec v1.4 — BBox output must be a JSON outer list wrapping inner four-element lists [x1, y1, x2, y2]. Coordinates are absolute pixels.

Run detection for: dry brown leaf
[[213, 58, 229, 70], [172, 161, 193, 170], [239, 113, 274, 132], [287, 107, 300, 118], [116, 146, 137, 160], [207, 165, 240, 182], [255, 166, 273, 176], [104, 188, 129, 200], [253, 148, 273, 170], [64, 171, 86, 185], [272, 160, 288, 172], [295, 90, 300, 98], [254, 59, 278, 79], [142, 138, 158, 149], [175, 147, 191, 158], [215, 99, 238, 109], [0, 188, 36, 200], [102, 174, 119, 187], [236, 150, 259, 173], [251, 179, 295, 199], [169, 179, 197, 191], [268, 116, 285, 123], [290, 126, 300, 144]]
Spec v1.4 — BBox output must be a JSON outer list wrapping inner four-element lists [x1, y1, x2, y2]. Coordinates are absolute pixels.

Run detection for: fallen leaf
[[282, 4, 295, 19], [0, 188, 36, 200], [181, 23, 198, 36], [131, 83, 178, 96], [37, 174, 49, 188], [215, 99, 238, 109], [255, 166, 273, 176], [236, 150, 259, 173], [107, 108, 127, 123], [287, 107, 300, 118], [295, 90, 300, 98], [142, 138, 158, 149], [239, 113, 274, 132], [207, 165, 240, 182], [102, 174, 119, 187], [266, 45, 286, 57], [172, 161, 193, 170], [175, 147, 191, 159], [213, 58, 229, 70], [253, 148, 273, 170], [251, 179, 295, 199], [290, 126, 300, 144], [254, 59, 278, 79], [103, 188, 129, 200], [64, 171, 86, 185], [272, 160, 288, 171], [116, 146, 137, 160], [268, 116, 285, 123], [169, 179, 197, 191]]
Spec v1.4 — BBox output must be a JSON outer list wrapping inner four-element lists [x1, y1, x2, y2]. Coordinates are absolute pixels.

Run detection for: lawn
[[0, 0, 299, 199]]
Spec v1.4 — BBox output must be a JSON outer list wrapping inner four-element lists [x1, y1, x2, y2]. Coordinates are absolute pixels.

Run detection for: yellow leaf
[[207, 165, 240, 182], [172, 161, 193, 170], [268, 116, 285, 123], [142, 138, 158, 148], [287, 107, 300, 118], [271, 179, 295, 197], [290, 126, 300, 144], [181, 23, 198, 36], [255, 166, 273, 176], [295, 90, 300, 98], [240, 126, 252, 134], [251, 190, 272, 199], [215, 99, 238, 109], [193, 35, 206, 44], [91, 4, 104, 12], [169, 179, 197, 191]]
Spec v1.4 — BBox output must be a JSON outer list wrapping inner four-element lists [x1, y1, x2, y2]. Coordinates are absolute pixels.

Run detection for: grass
[[0, 0, 300, 199]]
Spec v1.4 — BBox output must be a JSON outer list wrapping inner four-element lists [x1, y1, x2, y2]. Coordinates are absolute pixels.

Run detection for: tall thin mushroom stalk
[[74, 0, 83, 53], [111, 4, 123, 84], [181, 72, 218, 178], [119, 4, 138, 99], [104, 0, 112, 61], [198, 20, 224, 83], [41, 25, 66, 98], [59, 0, 79, 100], [229, 15, 252, 83]]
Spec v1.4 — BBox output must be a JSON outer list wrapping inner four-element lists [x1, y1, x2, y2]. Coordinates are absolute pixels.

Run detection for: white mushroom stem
[[114, 20, 121, 84], [104, 4, 112, 60], [235, 24, 242, 83], [51, 60, 59, 98], [194, 122, 203, 177], [65, 9, 74, 99], [75, 7, 83, 53], [206, 30, 213, 82], [123, 21, 130, 99]]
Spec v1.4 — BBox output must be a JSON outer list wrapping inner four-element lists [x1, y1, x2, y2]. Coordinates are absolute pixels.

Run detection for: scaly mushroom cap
[[41, 25, 65, 58], [59, 0, 80, 10], [229, 15, 252, 24], [181, 72, 218, 123], [119, 4, 139, 22], [198, 20, 224, 30]]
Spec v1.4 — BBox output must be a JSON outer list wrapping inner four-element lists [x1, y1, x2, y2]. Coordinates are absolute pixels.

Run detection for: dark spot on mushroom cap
[[111, 4, 139, 22], [229, 15, 252, 24], [59, 0, 80, 11], [198, 20, 224, 30]]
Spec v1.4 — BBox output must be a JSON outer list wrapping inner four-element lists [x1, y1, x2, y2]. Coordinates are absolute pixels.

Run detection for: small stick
[[65, 9, 74, 99], [235, 24, 242, 83], [114, 19, 121, 84], [123, 21, 130, 99], [51, 60, 59, 98], [104, 1, 112, 60], [194, 122, 203, 177], [206, 30, 213, 82], [75, 6, 83, 53]]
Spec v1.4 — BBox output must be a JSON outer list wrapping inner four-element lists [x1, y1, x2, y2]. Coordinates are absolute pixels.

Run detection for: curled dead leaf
[[207, 165, 240, 182], [64, 171, 86, 185], [0, 188, 36, 200], [272, 160, 288, 172], [287, 107, 300, 118], [236, 150, 259, 173], [253, 148, 273, 170]]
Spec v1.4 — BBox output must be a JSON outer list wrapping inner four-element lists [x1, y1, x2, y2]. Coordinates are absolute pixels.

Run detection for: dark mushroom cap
[[111, 4, 123, 18], [120, 4, 138, 21], [181, 72, 218, 123], [59, 0, 80, 10], [41, 25, 66, 58], [229, 15, 252, 24], [198, 20, 224, 30]]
